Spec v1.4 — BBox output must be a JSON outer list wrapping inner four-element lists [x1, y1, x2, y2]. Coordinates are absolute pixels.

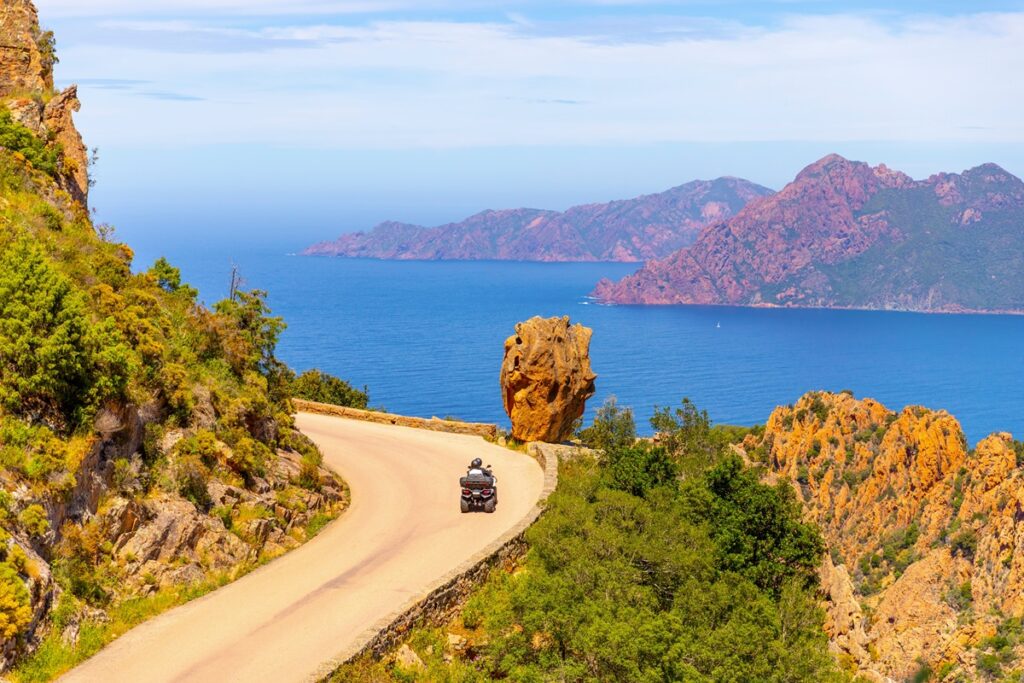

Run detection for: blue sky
[[34, 0, 1024, 254]]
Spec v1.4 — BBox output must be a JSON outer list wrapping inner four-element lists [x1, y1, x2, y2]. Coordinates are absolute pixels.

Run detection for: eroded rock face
[[0, 0, 51, 97], [748, 391, 1024, 680], [500, 316, 596, 443], [0, 0, 89, 206]]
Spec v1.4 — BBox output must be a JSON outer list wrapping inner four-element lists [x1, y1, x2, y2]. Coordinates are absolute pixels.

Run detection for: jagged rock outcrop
[[747, 391, 1024, 680], [0, 0, 88, 206], [0, 0, 51, 97], [500, 316, 596, 443], [595, 154, 1024, 312], [304, 177, 773, 262]]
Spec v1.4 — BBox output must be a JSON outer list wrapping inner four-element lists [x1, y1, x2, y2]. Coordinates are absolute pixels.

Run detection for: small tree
[[579, 396, 636, 453]]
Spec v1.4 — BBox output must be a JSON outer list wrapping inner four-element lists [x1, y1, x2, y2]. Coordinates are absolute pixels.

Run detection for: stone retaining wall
[[294, 399, 498, 439], [310, 441, 571, 682]]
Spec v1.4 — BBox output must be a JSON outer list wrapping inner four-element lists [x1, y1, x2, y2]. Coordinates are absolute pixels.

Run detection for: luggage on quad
[[460, 469, 497, 513]]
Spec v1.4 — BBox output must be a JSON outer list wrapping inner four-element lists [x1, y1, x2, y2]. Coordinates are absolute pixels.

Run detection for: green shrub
[[0, 239, 130, 428], [18, 505, 49, 537], [950, 528, 978, 560], [175, 454, 211, 510], [0, 108, 60, 178], [604, 442, 677, 498], [578, 395, 635, 452], [289, 369, 368, 409]]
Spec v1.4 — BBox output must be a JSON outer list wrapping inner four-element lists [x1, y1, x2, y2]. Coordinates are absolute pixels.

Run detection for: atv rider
[[467, 458, 492, 480]]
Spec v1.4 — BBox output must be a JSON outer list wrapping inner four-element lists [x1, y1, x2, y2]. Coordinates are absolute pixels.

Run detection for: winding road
[[59, 412, 544, 683]]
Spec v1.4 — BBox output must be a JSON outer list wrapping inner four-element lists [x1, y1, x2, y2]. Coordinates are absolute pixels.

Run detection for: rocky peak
[[0, 0, 88, 207], [0, 0, 52, 97], [748, 391, 1024, 680]]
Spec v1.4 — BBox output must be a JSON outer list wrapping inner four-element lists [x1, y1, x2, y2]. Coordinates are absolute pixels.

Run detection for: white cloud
[[48, 10, 1024, 151]]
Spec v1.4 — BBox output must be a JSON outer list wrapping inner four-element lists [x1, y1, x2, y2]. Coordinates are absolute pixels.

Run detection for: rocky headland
[[595, 154, 1024, 313], [303, 177, 772, 262]]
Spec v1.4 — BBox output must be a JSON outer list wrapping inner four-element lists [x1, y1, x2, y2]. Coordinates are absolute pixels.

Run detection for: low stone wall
[[311, 441, 570, 682], [294, 399, 498, 439]]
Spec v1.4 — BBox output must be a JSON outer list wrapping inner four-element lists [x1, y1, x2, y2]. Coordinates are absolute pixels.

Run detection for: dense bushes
[[0, 109, 60, 179], [0, 238, 131, 429], [289, 369, 368, 409]]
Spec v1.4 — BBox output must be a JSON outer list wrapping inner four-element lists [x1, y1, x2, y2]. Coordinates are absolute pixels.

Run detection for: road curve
[[60, 413, 544, 683]]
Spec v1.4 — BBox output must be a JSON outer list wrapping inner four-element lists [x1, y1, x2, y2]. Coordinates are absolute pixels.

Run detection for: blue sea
[[151, 248, 1024, 446]]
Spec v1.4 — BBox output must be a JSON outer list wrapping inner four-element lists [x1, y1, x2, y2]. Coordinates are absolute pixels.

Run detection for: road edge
[[309, 441, 566, 682], [293, 399, 498, 439]]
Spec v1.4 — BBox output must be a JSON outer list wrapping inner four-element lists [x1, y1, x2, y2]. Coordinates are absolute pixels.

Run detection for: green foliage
[[175, 454, 211, 511], [950, 528, 978, 560], [0, 560, 32, 639], [684, 454, 825, 594], [0, 239, 131, 427], [147, 257, 197, 300], [36, 28, 59, 76], [304, 513, 334, 539], [18, 505, 49, 538], [650, 397, 722, 477], [578, 395, 636, 453], [0, 109, 60, 178], [289, 369, 368, 409], [604, 442, 677, 497]]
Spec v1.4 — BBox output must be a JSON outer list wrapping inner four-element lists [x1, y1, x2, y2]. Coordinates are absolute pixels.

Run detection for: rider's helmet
[[471, 458, 483, 469]]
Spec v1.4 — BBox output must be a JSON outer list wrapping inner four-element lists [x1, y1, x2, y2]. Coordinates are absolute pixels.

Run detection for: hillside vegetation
[[0, 87, 363, 679]]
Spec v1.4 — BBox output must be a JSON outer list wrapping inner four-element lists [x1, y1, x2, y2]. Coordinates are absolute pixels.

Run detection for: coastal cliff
[[304, 177, 772, 262], [595, 154, 1024, 313], [749, 391, 1024, 680]]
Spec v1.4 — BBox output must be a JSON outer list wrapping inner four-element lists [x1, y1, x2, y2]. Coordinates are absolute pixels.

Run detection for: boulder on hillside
[[500, 316, 596, 443]]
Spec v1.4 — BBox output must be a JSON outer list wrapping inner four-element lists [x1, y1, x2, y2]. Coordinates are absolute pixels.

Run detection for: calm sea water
[[160, 249, 1023, 446]]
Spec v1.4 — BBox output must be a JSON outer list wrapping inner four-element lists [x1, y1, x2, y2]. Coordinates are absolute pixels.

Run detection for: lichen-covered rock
[[750, 391, 1024, 680], [500, 316, 596, 443]]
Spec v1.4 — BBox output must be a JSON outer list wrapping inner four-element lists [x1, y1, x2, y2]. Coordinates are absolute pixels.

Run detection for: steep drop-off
[[595, 154, 1024, 313], [747, 391, 1024, 681], [303, 177, 773, 262]]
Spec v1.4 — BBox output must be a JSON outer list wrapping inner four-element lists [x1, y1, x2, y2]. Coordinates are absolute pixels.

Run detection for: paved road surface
[[59, 413, 543, 683]]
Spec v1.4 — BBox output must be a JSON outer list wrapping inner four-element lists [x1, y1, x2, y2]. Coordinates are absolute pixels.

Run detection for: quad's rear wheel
[[484, 498, 496, 514], [460, 499, 470, 513]]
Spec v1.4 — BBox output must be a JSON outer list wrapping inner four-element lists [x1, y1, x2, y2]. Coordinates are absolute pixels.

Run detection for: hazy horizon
[[34, 0, 1024, 254]]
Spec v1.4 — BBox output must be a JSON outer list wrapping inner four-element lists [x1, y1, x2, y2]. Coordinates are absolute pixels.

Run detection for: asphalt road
[[59, 413, 544, 683]]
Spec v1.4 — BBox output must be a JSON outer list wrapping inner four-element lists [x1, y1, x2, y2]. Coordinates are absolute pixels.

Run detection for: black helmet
[[471, 458, 482, 468]]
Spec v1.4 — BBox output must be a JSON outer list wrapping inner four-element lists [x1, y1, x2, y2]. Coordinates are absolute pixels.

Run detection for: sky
[[34, 0, 1024, 254]]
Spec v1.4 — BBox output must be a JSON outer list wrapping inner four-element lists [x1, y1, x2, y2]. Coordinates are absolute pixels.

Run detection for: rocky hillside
[[0, 3, 353, 675], [303, 177, 772, 262], [594, 154, 1024, 313], [745, 391, 1024, 681]]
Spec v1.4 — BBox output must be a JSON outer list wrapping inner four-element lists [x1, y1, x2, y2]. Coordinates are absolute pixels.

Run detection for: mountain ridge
[[593, 154, 1024, 313], [303, 177, 774, 262]]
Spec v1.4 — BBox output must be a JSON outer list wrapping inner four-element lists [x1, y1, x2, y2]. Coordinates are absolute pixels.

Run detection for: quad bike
[[460, 468, 497, 513]]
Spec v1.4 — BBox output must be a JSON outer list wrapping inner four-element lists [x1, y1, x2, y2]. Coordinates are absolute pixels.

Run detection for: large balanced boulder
[[500, 316, 596, 443]]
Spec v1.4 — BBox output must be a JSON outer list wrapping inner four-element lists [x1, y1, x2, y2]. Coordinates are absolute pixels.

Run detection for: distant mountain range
[[302, 177, 773, 262], [593, 154, 1024, 313]]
